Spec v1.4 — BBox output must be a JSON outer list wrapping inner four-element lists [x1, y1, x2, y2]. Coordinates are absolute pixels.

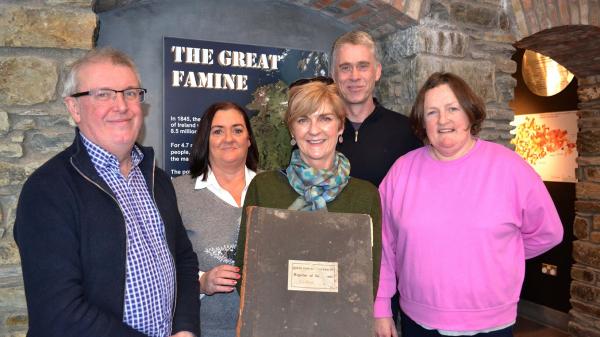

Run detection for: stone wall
[[571, 74, 600, 337], [0, 1, 96, 335], [377, 0, 516, 148]]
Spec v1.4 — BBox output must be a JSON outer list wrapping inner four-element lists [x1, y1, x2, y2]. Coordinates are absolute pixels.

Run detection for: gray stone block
[[0, 57, 58, 106], [27, 131, 72, 154], [381, 26, 468, 60], [450, 2, 499, 28], [0, 111, 8, 136], [0, 144, 23, 159], [414, 55, 496, 103], [0, 5, 96, 49]]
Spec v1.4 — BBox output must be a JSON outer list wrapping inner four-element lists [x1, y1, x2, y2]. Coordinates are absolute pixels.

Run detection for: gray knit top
[[172, 175, 243, 337]]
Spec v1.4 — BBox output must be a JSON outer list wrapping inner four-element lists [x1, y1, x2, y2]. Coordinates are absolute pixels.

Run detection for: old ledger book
[[237, 206, 373, 337]]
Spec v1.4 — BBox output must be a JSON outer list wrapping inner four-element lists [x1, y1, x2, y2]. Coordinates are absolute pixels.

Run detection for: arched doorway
[[514, 20, 600, 335]]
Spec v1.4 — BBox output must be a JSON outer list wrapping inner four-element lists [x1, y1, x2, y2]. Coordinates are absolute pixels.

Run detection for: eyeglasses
[[70, 88, 147, 103], [288, 76, 334, 89]]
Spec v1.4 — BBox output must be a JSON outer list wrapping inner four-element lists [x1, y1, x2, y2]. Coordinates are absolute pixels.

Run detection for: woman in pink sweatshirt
[[374, 72, 563, 337]]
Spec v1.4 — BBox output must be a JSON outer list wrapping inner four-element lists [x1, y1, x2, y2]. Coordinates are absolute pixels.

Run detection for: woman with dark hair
[[374, 72, 563, 337], [172, 101, 259, 337]]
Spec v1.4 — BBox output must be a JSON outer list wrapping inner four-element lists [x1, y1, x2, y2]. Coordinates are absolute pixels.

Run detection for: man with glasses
[[14, 48, 199, 337], [331, 31, 421, 187]]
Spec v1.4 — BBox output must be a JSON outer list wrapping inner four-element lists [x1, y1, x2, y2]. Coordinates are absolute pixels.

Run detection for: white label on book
[[287, 260, 338, 292]]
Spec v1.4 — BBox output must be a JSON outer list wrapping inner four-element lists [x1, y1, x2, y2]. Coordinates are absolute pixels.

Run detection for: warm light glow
[[545, 56, 561, 96], [522, 50, 574, 97]]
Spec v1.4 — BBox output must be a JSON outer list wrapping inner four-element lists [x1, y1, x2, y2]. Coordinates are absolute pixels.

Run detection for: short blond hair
[[331, 30, 380, 70], [285, 81, 346, 130]]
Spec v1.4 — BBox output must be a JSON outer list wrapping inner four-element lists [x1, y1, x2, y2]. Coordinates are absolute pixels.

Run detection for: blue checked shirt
[[81, 134, 176, 337]]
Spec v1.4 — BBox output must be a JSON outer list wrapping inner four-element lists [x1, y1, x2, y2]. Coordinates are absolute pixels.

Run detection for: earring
[[338, 135, 343, 144], [290, 138, 296, 146]]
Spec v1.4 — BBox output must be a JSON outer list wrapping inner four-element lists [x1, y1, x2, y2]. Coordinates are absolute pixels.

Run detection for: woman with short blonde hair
[[236, 78, 382, 331]]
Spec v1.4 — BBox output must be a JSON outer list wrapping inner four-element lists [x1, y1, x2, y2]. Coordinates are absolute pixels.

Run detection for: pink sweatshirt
[[374, 139, 563, 331]]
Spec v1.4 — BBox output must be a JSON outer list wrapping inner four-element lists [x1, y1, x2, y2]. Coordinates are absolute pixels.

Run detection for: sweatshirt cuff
[[373, 296, 393, 318], [198, 271, 205, 300]]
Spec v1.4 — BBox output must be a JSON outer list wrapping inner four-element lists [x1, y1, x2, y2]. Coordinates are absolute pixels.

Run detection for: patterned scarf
[[286, 149, 351, 211]]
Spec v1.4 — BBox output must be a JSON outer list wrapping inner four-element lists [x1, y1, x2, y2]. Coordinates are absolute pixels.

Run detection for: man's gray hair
[[330, 30, 381, 72], [62, 47, 141, 97]]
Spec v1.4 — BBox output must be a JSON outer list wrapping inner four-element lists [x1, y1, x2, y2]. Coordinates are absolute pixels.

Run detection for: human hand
[[374, 317, 398, 337], [200, 264, 240, 295], [169, 331, 195, 337]]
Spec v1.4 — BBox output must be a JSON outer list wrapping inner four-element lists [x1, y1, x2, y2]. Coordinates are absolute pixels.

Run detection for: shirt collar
[[194, 166, 256, 190], [80, 132, 143, 172]]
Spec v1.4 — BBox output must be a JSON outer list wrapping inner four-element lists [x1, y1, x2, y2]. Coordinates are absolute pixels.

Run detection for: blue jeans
[[400, 311, 514, 337]]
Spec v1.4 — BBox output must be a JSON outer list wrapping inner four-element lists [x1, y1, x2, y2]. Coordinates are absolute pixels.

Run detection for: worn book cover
[[237, 206, 373, 337]]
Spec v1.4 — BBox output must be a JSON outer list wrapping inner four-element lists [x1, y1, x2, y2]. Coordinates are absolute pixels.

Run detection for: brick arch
[[93, 0, 423, 37], [510, 0, 600, 77], [509, 2, 600, 337], [515, 25, 600, 78], [511, 0, 600, 40], [279, 0, 422, 37], [510, 0, 600, 78]]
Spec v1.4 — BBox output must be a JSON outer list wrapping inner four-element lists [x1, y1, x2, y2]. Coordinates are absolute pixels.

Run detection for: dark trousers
[[392, 292, 400, 324], [400, 311, 514, 337]]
